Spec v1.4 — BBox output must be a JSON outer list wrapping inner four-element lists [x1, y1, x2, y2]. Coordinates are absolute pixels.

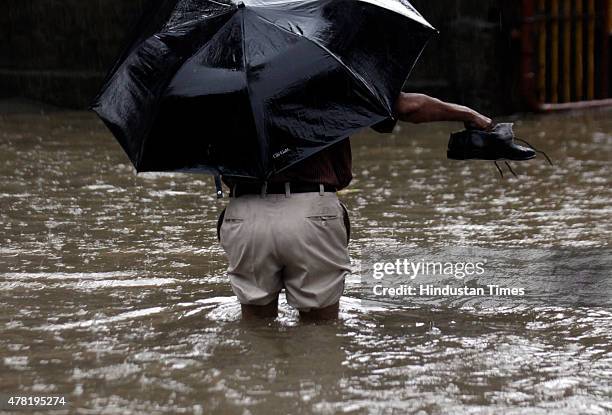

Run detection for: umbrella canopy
[[91, 0, 435, 180]]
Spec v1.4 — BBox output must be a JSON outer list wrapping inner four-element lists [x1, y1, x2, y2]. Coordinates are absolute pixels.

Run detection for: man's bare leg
[[299, 302, 339, 322], [241, 298, 278, 320]]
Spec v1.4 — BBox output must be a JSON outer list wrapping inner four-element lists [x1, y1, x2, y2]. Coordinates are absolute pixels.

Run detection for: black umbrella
[[91, 0, 435, 180]]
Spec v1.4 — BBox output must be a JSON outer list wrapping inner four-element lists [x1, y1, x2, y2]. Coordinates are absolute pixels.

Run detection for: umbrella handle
[[214, 175, 224, 199]]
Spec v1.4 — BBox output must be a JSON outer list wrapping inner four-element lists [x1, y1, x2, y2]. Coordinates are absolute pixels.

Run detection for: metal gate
[[521, 0, 611, 110]]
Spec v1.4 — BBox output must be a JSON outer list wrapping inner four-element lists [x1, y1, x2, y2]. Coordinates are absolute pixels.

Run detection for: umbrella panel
[[149, 9, 390, 177]]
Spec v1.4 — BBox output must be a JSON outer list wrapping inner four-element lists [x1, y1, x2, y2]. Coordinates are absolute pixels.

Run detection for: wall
[[0, 0, 149, 107], [0, 0, 523, 114], [409, 0, 523, 114]]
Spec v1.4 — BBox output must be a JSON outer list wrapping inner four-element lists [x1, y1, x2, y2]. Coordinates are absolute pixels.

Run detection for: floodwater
[[0, 102, 611, 414]]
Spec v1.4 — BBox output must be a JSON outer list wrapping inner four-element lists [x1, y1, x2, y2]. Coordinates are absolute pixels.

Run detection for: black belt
[[230, 182, 337, 197]]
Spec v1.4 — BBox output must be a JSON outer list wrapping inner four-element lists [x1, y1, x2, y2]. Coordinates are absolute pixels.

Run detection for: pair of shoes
[[447, 122, 552, 177]]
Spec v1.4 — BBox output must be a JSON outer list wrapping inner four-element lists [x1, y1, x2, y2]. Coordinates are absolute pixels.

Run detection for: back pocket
[[217, 208, 245, 243]]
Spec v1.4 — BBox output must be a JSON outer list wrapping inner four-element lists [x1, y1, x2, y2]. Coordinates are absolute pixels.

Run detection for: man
[[219, 92, 492, 321]]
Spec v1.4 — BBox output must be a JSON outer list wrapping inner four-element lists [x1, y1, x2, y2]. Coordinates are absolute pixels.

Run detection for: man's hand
[[464, 112, 493, 131], [394, 92, 492, 130]]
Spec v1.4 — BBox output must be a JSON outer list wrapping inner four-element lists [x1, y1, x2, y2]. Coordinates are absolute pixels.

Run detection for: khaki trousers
[[219, 192, 351, 311]]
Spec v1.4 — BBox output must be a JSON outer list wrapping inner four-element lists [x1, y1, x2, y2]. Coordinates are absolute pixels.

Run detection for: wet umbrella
[[91, 0, 435, 180]]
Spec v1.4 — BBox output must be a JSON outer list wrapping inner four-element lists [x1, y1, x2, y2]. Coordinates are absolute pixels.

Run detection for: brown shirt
[[271, 139, 353, 190], [271, 118, 397, 190]]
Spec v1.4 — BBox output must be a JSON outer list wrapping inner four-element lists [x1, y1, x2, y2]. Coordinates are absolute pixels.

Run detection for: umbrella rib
[[207, 0, 233, 7], [249, 10, 393, 118], [240, 9, 269, 177]]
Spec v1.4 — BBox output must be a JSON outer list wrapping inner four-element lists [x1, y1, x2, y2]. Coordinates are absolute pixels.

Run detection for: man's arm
[[394, 92, 492, 130]]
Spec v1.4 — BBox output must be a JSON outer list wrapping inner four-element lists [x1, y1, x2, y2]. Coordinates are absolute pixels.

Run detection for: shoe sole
[[447, 150, 537, 161]]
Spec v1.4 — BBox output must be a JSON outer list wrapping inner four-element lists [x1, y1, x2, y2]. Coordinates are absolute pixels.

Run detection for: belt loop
[[319, 184, 324, 196], [260, 181, 268, 197], [285, 182, 291, 198]]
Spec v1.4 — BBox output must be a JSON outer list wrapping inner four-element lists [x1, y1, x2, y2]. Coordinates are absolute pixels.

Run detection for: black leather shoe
[[447, 123, 536, 161]]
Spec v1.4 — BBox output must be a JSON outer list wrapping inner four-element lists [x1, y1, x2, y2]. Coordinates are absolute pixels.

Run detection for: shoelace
[[493, 138, 553, 178]]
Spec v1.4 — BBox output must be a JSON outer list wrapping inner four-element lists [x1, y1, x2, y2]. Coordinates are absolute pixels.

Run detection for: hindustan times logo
[[372, 259, 486, 280], [372, 284, 525, 297]]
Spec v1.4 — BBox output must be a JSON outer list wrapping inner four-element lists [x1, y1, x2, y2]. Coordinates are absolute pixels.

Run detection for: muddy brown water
[[0, 104, 611, 414]]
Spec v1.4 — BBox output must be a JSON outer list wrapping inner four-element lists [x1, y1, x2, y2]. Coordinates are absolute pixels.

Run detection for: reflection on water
[[0, 105, 611, 414]]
